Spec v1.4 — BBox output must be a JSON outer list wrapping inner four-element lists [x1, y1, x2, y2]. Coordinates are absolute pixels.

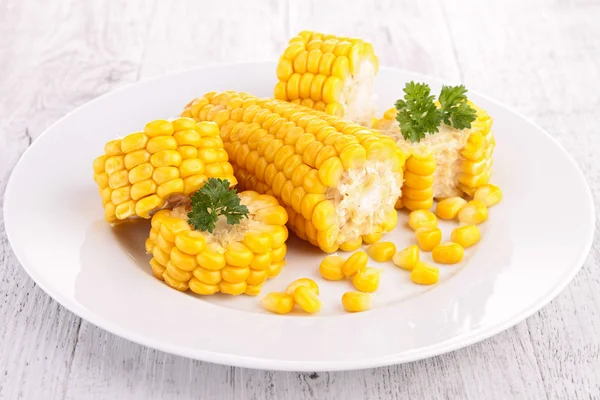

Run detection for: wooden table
[[1, 0, 599, 398]]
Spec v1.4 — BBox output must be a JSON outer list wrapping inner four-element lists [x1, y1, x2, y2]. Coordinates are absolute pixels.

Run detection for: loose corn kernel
[[451, 225, 481, 248], [415, 227, 442, 251], [410, 262, 439, 285], [262, 292, 295, 314], [352, 267, 380, 292], [392, 245, 419, 270], [293, 286, 321, 313], [473, 184, 503, 207], [436, 197, 468, 220], [457, 200, 488, 225], [342, 292, 372, 312], [367, 241, 396, 262], [432, 242, 464, 264], [285, 278, 319, 295], [319, 255, 345, 281], [408, 209, 437, 230], [343, 250, 368, 277]]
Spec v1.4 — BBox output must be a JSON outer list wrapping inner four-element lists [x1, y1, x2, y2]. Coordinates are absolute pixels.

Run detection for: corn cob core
[[92, 118, 236, 223], [275, 30, 379, 127], [145, 191, 288, 296], [182, 91, 404, 253], [374, 101, 495, 200]]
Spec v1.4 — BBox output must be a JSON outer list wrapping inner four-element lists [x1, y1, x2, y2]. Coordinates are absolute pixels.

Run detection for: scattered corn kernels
[[432, 242, 464, 264], [261, 292, 294, 314], [436, 197, 467, 220], [408, 209, 438, 230], [352, 267, 380, 292], [392, 245, 420, 270], [410, 262, 439, 285], [457, 200, 488, 225], [341, 292, 372, 312], [285, 278, 319, 295], [367, 242, 396, 262], [343, 250, 368, 277], [451, 225, 481, 248], [474, 184, 503, 207], [319, 255, 346, 281], [293, 286, 322, 314], [415, 227, 442, 251]]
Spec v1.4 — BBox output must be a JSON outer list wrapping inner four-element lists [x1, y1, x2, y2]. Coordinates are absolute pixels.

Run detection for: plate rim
[[3, 61, 596, 371]]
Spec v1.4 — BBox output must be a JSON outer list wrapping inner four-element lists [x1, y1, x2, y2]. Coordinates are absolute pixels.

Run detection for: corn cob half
[[374, 101, 494, 205], [146, 179, 288, 296], [182, 91, 404, 253], [275, 30, 378, 126], [93, 118, 236, 223]]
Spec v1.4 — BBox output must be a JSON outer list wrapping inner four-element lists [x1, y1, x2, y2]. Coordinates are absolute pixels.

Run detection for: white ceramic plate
[[4, 62, 594, 371]]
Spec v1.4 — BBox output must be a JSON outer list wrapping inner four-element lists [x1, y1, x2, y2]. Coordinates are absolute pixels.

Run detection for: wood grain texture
[[1, 0, 599, 398]]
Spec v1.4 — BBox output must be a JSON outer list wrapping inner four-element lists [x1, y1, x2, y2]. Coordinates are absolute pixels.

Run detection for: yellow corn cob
[[146, 190, 288, 296], [374, 101, 495, 200], [275, 30, 379, 126], [93, 118, 236, 223], [182, 91, 404, 253]]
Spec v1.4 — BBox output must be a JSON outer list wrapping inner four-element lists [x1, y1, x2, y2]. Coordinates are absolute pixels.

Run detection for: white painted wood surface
[[1, 0, 599, 398]]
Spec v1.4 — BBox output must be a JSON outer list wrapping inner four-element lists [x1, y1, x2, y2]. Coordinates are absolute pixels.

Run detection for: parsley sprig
[[187, 178, 249, 233], [395, 81, 477, 143]]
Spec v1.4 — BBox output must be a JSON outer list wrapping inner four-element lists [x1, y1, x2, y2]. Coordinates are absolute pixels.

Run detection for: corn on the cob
[[274, 31, 378, 126], [374, 101, 495, 202], [146, 179, 288, 296], [93, 118, 236, 223], [182, 91, 404, 252]]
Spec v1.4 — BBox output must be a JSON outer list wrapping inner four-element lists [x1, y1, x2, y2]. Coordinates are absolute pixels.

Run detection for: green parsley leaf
[[438, 85, 477, 130], [187, 178, 249, 233], [395, 81, 442, 143]]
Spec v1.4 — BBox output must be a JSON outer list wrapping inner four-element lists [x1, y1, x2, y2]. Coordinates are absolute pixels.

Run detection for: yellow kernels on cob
[[352, 267, 380, 292], [275, 31, 379, 126], [183, 91, 404, 252], [262, 292, 295, 314], [342, 291, 372, 312], [286, 278, 319, 295], [146, 186, 288, 296], [293, 286, 322, 313], [415, 227, 442, 251], [401, 151, 435, 210], [410, 262, 439, 285], [319, 255, 346, 280], [367, 242, 396, 262], [392, 245, 420, 270], [451, 225, 481, 248], [432, 242, 464, 264], [474, 184, 502, 207], [93, 119, 236, 223], [436, 197, 467, 220], [457, 200, 488, 225], [343, 250, 368, 277], [408, 209, 438, 230]]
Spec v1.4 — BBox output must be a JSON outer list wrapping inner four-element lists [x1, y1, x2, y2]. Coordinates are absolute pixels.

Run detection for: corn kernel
[[339, 237, 362, 252], [408, 210, 437, 230], [225, 242, 253, 267], [221, 265, 251, 283], [189, 278, 219, 295], [367, 242, 396, 262], [415, 227, 442, 251], [267, 260, 285, 278], [352, 267, 380, 293], [451, 225, 481, 248], [219, 281, 247, 295], [293, 286, 321, 313], [473, 184, 503, 207], [262, 292, 294, 314], [193, 267, 222, 285], [432, 242, 464, 264], [343, 250, 368, 277], [342, 292, 372, 312], [392, 245, 419, 270], [245, 284, 263, 296], [410, 262, 439, 285], [286, 278, 319, 295], [458, 200, 488, 225], [319, 255, 345, 280], [436, 197, 467, 220]]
